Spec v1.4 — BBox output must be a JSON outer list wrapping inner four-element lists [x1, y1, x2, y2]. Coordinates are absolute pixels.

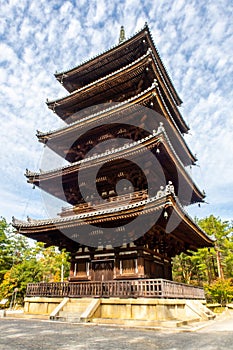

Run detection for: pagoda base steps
[[47, 297, 215, 326], [50, 298, 97, 322], [185, 300, 216, 320]]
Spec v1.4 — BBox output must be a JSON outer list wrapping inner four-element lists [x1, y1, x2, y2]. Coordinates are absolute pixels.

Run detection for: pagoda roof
[[47, 51, 155, 121], [54, 24, 183, 107], [26, 127, 204, 205], [48, 49, 189, 134], [40, 84, 157, 140], [39, 84, 195, 166], [12, 194, 213, 252]]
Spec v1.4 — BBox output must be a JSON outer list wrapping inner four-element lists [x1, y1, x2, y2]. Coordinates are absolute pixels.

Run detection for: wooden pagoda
[[13, 24, 213, 290]]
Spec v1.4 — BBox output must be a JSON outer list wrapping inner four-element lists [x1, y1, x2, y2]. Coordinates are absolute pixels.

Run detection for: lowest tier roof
[[12, 194, 213, 253]]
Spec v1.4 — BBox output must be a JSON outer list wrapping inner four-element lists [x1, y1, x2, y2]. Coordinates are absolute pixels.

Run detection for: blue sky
[[0, 0, 232, 223]]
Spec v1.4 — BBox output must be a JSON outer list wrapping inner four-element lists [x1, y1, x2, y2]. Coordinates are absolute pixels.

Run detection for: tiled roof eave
[[145, 25, 183, 106], [173, 196, 214, 245], [28, 128, 165, 178], [27, 126, 205, 201], [155, 86, 196, 163], [12, 193, 169, 228], [38, 83, 194, 167], [38, 84, 157, 139], [54, 23, 182, 108], [54, 24, 148, 78], [149, 53, 189, 133], [12, 194, 213, 247], [47, 49, 152, 107]]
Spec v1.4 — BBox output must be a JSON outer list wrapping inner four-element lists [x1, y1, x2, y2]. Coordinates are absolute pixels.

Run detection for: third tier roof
[[27, 126, 205, 206]]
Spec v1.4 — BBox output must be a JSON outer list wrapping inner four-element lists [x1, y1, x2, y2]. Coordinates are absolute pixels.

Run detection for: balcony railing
[[60, 190, 148, 217], [26, 279, 205, 299]]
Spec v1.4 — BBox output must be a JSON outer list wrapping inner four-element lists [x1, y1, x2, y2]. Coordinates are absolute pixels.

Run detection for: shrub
[[204, 278, 233, 305]]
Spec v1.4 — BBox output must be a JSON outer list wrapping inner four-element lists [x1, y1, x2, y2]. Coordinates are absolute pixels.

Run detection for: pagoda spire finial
[[119, 26, 126, 44]]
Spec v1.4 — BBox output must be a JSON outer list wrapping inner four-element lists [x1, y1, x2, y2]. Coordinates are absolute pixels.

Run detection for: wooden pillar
[[137, 252, 145, 278], [69, 254, 76, 279]]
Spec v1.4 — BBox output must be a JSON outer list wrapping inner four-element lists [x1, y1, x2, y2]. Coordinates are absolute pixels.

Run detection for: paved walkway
[[1, 314, 233, 350]]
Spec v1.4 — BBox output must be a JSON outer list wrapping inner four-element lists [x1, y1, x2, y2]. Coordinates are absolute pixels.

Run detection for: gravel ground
[[1, 316, 233, 350]]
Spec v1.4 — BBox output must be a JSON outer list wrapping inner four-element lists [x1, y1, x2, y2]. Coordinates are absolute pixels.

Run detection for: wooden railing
[[26, 279, 205, 299], [60, 190, 148, 217]]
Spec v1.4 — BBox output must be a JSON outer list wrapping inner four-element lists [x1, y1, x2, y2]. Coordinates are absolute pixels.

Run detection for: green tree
[[198, 215, 233, 280], [172, 248, 217, 285], [38, 245, 70, 282], [172, 216, 233, 285], [204, 278, 233, 305], [0, 217, 29, 284], [0, 218, 70, 307]]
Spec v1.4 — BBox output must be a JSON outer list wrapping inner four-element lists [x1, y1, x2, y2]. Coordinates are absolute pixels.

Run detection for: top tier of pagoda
[[48, 24, 187, 132], [54, 24, 182, 105]]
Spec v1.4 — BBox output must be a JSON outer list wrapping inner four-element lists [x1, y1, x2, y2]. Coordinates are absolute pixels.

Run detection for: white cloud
[[60, 1, 73, 16]]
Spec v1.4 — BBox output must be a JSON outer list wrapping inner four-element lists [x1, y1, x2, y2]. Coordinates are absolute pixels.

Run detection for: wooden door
[[92, 260, 114, 281]]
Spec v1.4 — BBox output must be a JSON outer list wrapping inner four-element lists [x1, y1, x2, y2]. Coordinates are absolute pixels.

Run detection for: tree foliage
[[172, 215, 233, 304], [0, 218, 28, 284], [0, 218, 70, 307], [204, 278, 233, 305]]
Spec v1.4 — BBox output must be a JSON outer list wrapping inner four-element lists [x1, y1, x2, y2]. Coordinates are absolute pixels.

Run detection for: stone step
[[62, 309, 86, 314], [91, 318, 198, 328], [56, 299, 93, 321], [58, 311, 82, 318], [62, 302, 90, 312], [60, 309, 86, 315], [63, 305, 89, 312], [55, 315, 82, 323], [69, 298, 92, 303]]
